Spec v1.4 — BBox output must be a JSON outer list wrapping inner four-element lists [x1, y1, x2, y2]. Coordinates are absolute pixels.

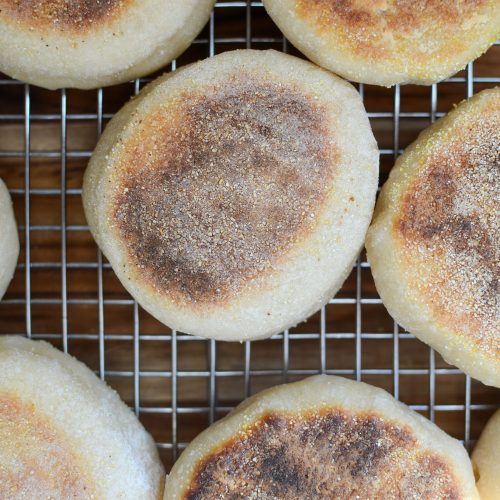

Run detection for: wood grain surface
[[0, 3, 498, 471]]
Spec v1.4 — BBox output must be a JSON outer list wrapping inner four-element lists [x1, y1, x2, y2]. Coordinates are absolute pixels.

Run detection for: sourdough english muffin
[[263, 0, 500, 86], [0, 335, 165, 499], [0, 0, 215, 89], [164, 375, 478, 499], [366, 88, 499, 387], [472, 410, 500, 499], [82, 49, 378, 341], [0, 179, 19, 300]]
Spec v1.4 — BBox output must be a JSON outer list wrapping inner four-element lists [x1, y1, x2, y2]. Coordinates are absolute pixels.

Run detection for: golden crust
[[0, 335, 165, 498], [184, 409, 461, 499], [297, 0, 492, 61], [83, 49, 378, 341], [395, 99, 499, 357], [165, 376, 477, 498], [264, 0, 499, 85], [0, 0, 129, 32], [110, 76, 337, 306], [0, 0, 216, 89], [0, 392, 96, 499], [366, 87, 500, 387]]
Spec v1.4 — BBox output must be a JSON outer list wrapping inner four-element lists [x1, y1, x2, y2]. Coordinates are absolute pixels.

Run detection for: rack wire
[[0, 1, 498, 470]]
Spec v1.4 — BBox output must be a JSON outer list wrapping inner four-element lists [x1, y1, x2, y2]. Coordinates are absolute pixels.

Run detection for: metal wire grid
[[0, 0, 498, 469]]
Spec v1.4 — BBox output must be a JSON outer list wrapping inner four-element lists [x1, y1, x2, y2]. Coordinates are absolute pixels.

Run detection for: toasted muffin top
[[184, 409, 461, 499], [0, 335, 165, 499], [0, 0, 131, 32], [165, 376, 477, 498], [395, 91, 499, 360], [295, 0, 496, 76], [262, 0, 499, 85]]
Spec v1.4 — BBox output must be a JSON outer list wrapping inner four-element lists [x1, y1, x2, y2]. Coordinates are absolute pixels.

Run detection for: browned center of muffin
[[396, 106, 499, 355], [184, 409, 461, 499], [112, 77, 337, 305], [0, 0, 128, 31], [0, 393, 96, 499]]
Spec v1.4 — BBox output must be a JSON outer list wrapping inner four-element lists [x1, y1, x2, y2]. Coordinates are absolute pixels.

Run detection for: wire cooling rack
[[0, 1, 498, 470]]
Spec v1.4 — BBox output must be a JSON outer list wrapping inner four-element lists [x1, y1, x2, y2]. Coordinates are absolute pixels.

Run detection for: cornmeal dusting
[[0, 393, 95, 499], [185, 410, 461, 499], [398, 105, 499, 358], [112, 77, 337, 305], [0, 0, 125, 30]]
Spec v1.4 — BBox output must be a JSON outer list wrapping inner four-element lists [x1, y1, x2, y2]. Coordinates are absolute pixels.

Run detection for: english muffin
[[82, 49, 379, 341], [366, 87, 499, 387], [0, 0, 215, 89], [472, 409, 500, 500], [0, 335, 165, 499], [164, 375, 478, 499], [263, 0, 500, 86], [0, 179, 19, 300]]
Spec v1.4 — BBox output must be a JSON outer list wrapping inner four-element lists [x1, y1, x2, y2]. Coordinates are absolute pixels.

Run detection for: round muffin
[[366, 87, 499, 387], [0, 0, 215, 89], [0, 179, 19, 300], [0, 335, 165, 499], [164, 375, 478, 499], [82, 49, 378, 341], [263, 0, 500, 86], [472, 410, 500, 500]]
